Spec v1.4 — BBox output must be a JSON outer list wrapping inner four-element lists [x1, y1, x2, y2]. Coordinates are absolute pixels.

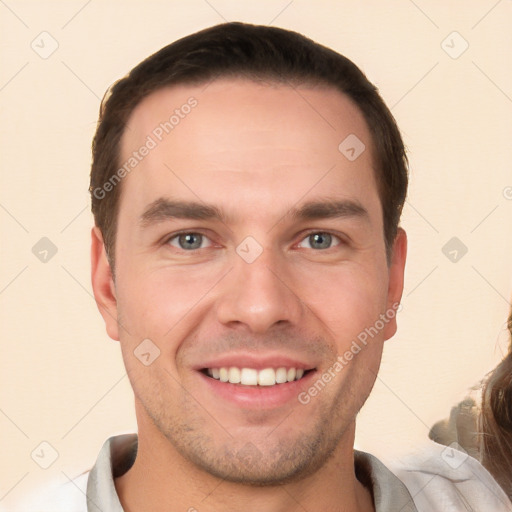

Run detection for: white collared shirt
[[21, 434, 512, 512]]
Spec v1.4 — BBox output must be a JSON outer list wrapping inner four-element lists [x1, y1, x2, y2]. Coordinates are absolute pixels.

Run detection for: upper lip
[[194, 352, 317, 371]]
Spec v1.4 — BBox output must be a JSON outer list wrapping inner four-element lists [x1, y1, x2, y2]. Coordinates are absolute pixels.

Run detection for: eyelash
[[163, 230, 346, 252]]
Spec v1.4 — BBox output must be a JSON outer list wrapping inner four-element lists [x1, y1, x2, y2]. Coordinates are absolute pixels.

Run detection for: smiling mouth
[[200, 367, 314, 387]]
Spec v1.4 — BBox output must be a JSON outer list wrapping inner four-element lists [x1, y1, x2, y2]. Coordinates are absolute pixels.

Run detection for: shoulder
[[388, 441, 512, 511], [17, 472, 89, 512]]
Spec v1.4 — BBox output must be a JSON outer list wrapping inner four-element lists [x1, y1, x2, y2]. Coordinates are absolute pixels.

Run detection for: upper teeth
[[207, 367, 305, 386]]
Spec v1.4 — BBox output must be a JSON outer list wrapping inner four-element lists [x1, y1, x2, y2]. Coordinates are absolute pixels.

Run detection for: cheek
[[296, 263, 389, 339], [115, 266, 220, 344], [114, 248, 390, 358]]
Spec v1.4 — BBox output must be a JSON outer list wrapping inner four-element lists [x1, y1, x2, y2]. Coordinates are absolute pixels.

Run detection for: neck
[[115, 413, 374, 512]]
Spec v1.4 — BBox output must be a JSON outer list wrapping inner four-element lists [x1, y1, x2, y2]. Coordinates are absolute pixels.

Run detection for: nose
[[215, 246, 304, 334]]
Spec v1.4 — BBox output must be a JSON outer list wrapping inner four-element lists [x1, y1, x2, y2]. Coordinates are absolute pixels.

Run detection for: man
[[35, 22, 511, 511]]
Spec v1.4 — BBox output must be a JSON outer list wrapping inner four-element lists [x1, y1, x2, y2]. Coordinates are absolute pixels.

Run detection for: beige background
[[1, 0, 511, 508]]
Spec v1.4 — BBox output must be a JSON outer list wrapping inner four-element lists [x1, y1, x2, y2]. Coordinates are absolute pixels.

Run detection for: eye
[[166, 232, 213, 251], [297, 232, 342, 250]]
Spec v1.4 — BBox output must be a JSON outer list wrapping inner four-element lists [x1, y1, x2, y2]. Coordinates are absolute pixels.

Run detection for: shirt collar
[[86, 434, 417, 512]]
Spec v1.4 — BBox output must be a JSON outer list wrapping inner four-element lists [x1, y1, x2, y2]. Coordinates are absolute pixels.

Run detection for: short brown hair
[[90, 22, 408, 273]]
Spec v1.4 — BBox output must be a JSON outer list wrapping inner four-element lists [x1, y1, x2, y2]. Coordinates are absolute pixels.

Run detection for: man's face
[[92, 79, 406, 484]]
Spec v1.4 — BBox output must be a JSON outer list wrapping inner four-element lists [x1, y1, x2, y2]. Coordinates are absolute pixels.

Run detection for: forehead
[[118, 78, 380, 225]]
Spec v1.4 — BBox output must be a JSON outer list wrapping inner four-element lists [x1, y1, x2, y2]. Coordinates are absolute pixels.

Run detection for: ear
[[383, 227, 407, 341], [91, 226, 120, 341]]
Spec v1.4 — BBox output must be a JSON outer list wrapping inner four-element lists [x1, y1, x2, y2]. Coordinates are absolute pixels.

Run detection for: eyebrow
[[139, 197, 369, 228]]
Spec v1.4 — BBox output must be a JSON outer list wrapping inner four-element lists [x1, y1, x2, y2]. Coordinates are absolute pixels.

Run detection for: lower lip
[[198, 370, 317, 409]]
